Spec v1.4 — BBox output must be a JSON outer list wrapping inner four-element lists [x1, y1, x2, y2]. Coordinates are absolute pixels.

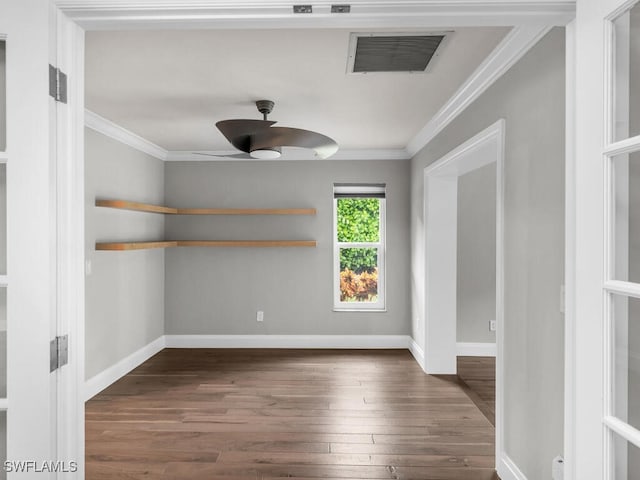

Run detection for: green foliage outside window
[[337, 198, 379, 273]]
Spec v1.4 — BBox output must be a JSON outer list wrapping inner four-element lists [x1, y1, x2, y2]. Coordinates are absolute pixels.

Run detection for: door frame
[[422, 119, 505, 473], [52, 1, 575, 477], [53, 9, 86, 478]]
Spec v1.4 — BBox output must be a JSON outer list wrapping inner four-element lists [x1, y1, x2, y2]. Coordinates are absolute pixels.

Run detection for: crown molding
[[85, 110, 168, 160], [84, 111, 409, 161], [165, 149, 410, 162], [407, 24, 551, 157], [57, 1, 574, 30]]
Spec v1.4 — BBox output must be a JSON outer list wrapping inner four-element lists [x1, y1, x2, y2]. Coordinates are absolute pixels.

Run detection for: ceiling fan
[[196, 100, 339, 160]]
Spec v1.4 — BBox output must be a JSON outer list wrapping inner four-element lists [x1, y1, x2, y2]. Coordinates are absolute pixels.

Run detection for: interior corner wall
[[84, 128, 165, 380], [410, 27, 565, 479], [457, 163, 496, 344], [163, 160, 411, 336]]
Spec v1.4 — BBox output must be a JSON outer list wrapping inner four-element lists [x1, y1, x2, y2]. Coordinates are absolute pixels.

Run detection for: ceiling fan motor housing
[[256, 100, 275, 117]]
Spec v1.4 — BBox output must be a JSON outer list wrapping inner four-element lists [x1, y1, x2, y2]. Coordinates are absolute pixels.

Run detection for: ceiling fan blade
[[250, 127, 339, 159], [193, 152, 253, 159], [216, 119, 276, 153]]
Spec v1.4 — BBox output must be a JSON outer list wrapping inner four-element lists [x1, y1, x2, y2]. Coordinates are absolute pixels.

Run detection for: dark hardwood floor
[[86, 349, 497, 479], [456, 357, 496, 426]]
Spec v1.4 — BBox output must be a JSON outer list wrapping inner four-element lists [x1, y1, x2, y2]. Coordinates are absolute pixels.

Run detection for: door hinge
[[48, 64, 67, 104], [50, 335, 69, 372]]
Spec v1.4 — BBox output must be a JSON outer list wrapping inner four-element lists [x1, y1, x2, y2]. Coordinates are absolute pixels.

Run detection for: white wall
[[164, 160, 411, 336], [84, 128, 165, 380], [457, 163, 496, 344], [410, 28, 565, 479]]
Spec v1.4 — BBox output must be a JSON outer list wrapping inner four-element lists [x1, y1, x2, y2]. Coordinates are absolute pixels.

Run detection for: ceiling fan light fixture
[[214, 100, 338, 160], [250, 147, 282, 159]]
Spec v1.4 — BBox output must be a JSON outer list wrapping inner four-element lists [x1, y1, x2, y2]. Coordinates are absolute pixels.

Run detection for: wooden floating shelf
[[95, 199, 177, 214], [96, 241, 178, 251], [96, 199, 315, 216], [96, 240, 316, 250]]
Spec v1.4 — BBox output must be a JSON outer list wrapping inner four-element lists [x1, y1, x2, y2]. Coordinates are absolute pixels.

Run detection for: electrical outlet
[[257, 311, 264, 322], [489, 320, 496, 332], [85, 260, 92, 276]]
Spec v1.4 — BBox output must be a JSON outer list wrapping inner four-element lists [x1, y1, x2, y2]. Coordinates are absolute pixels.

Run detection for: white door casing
[[52, 1, 575, 477], [422, 119, 505, 472]]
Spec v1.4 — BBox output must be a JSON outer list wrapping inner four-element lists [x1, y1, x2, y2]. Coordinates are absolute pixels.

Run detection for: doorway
[[422, 119, 504, 468]]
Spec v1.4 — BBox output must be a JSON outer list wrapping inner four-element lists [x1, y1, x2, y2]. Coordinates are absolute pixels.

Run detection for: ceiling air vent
[[347, 32, 449, 74]]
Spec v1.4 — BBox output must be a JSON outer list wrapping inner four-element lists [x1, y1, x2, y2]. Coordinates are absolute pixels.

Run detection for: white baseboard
[[456, 342, 497, 357], [408, 338, 426, 372], [165, 334, 410, 349], [499, 453, 528, 480], [84, 335, 166, 401]]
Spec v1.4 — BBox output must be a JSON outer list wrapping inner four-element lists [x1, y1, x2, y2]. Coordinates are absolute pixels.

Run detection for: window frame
[[332, 185, 386, 312]]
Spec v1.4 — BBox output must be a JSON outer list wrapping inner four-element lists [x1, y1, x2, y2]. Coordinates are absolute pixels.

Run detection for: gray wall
[[85, 128, 165, 380], [457, 163, 496, 344], [164, 160, 410, 335], [410, 28, 565, 479]]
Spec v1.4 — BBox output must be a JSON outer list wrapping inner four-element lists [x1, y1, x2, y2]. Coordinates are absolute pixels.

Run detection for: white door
[[575, 0, 640, 478], [0, 1, 59, 475]]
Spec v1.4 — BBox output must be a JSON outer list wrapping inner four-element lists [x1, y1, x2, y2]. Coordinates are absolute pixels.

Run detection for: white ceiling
[[85, 27, 509, 153]]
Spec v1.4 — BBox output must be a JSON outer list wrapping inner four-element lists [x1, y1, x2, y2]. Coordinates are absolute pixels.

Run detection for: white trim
[[166, 149, 410, 162], [84, 112, 410, 163], [56, 1, 575, 31], [408, 338, 426, 373], [604, 415, 640, 450], [56, 11, 87, 478], [84, 335, 166, 401], [0, 399, 8, 411], [499, 453, 528, 480], [604, 280, 640, 298], [85, 109, 168, 161], [423, 119, 504, 372], [602, 134, 640, 156], [165, 334, 410, 349], [407, 25, 550, 157], [456, 342, 497, 357], [423, 118, 505, 471], [423, 120, 505, 176]]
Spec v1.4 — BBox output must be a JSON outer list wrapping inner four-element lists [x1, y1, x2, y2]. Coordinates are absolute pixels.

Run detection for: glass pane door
[[0, 2, 57, 472], [605, 2, 640, 478]]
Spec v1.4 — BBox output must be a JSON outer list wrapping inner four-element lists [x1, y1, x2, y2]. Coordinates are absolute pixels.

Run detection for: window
[[333, 184, 386, 311]]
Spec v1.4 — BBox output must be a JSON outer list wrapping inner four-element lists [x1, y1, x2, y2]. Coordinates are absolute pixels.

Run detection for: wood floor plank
[[86, 349, 497, 479], [456, 356, 496, 426]]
